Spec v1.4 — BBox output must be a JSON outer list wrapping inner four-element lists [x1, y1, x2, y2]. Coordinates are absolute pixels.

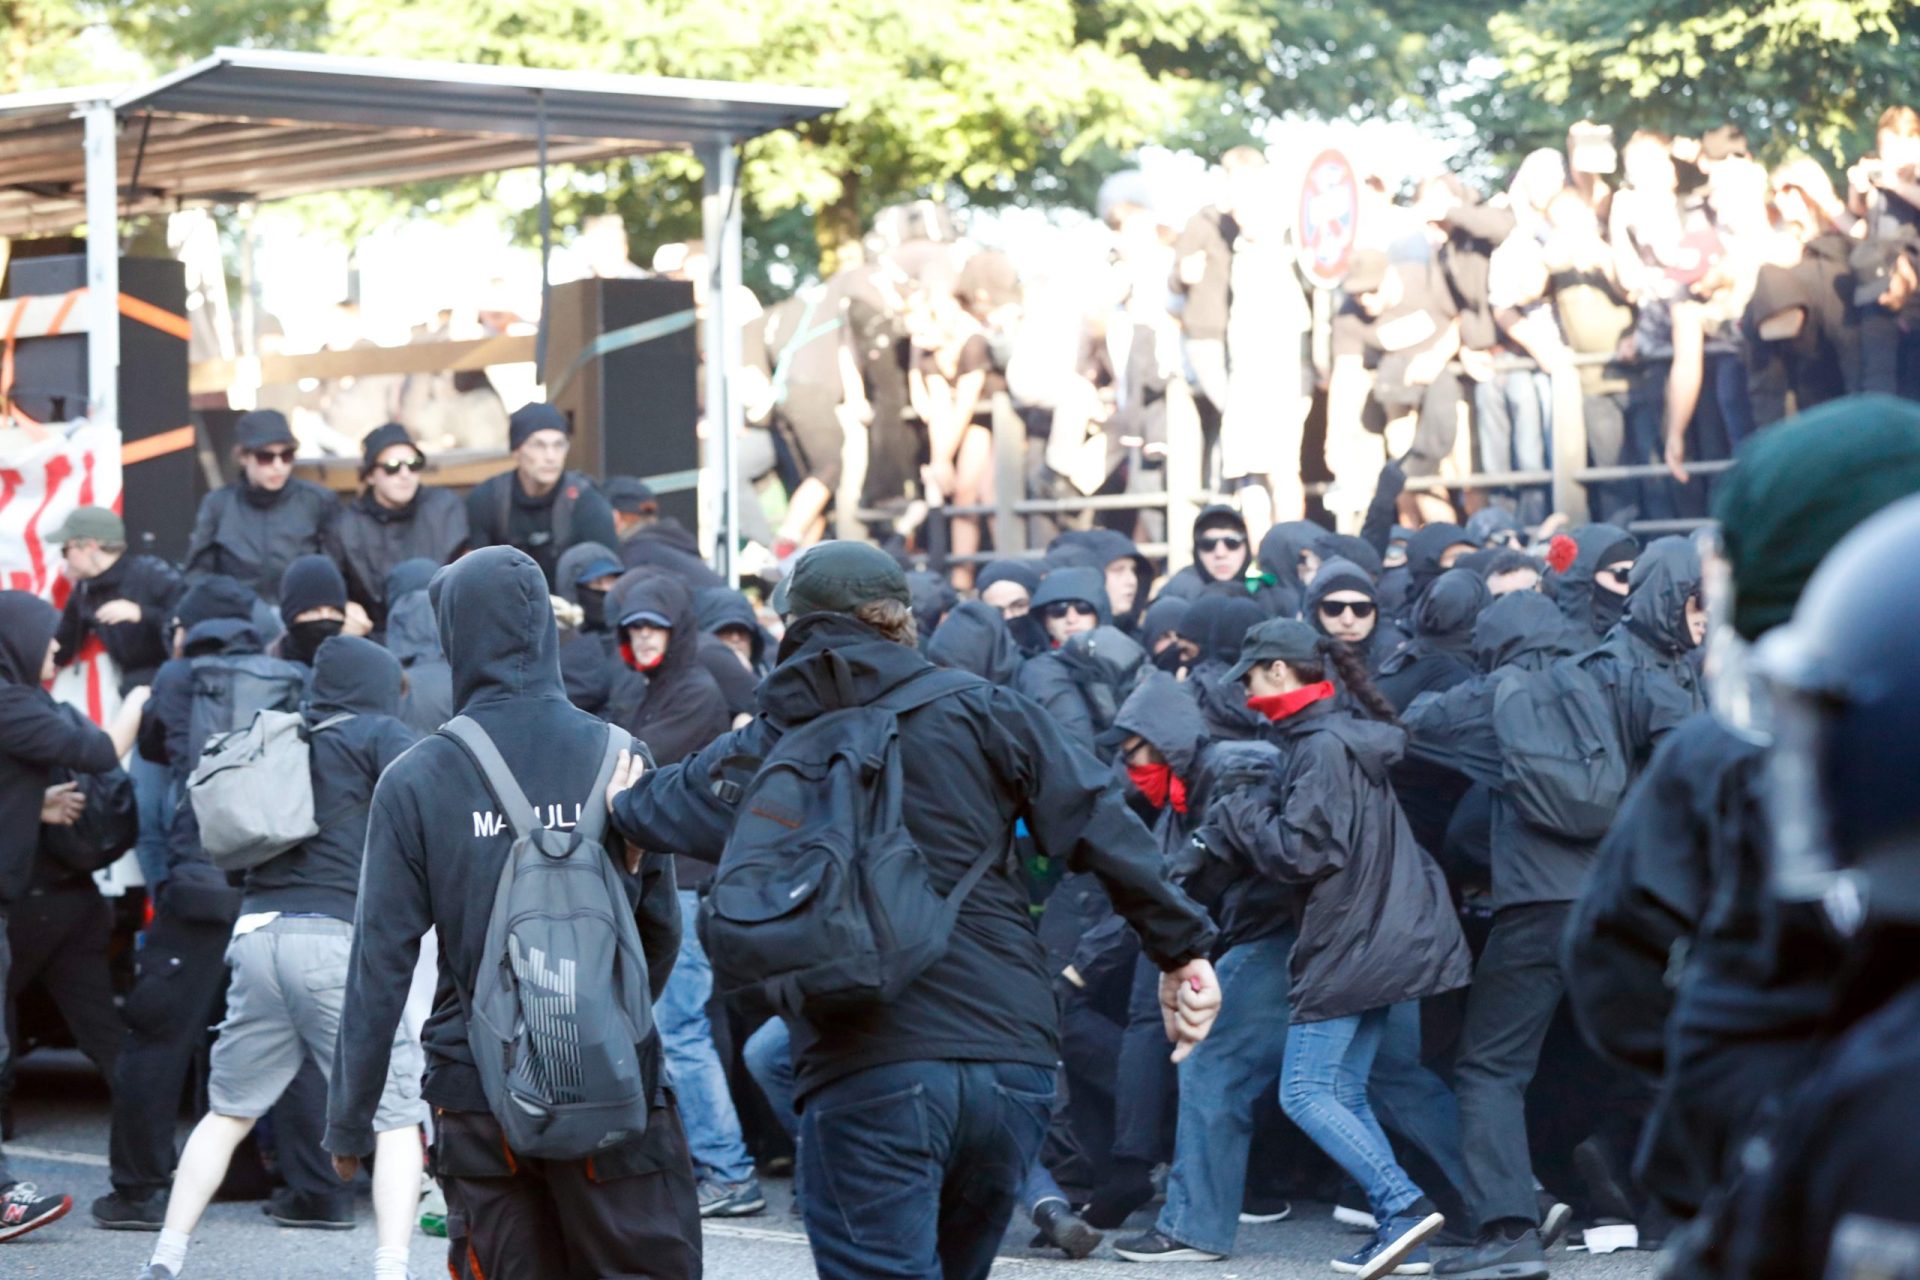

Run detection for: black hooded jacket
[[1304, 556, 1406, 675], [323, 485, 468, 628], [186, 475, 338, 604], [1551, 522, 1635, 651], [54, 552, 185, 691], [243, 636, 418, 920], [0, 592, 121, 903], [610, 611, 1216, 1102], [1177, 595, 1267, 741], [693, 587, 771, 717], [1251, 521, 1320, 619], [1049, 529, 1156, 632], [1588, 537, 1707, 714], [1159, 504, 1252, 601], [1198, 700, 1472, 1022], [384, 569, 453, 738], [326, 547, 680, 1161], [553, 541, 623, 716], [928, 600, 1024, 685], [465, 469, 619, 589], [617, 517, 726, 590], [1376, 569, 1490, 711], [1399, 523, 1472, 623]]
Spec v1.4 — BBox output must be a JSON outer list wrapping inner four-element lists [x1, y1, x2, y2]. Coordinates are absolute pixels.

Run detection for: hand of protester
[[343, 602, 374, 638], [93, 599, 142, 625], [41, 782, 84, 826], [605, 749, 646, 815], [331, 1155, 359, 1183], [1666, 432, 1690, 484], [1457, 345, 1496, 383], [1160, 957, 1222, 1064]]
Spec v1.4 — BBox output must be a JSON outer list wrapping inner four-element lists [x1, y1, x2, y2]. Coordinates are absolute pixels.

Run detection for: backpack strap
[[308, 712, 357, 735], [574, 723, 628, 846], [440, 716, 541, 840]]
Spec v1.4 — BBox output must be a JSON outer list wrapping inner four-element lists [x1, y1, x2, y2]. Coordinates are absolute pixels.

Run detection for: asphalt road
[[5, 1050, 1663, 1279]]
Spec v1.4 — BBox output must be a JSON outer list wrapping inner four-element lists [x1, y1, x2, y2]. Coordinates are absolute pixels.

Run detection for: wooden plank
[[294, 446, 517, 494], [189, 333, 537, 395]]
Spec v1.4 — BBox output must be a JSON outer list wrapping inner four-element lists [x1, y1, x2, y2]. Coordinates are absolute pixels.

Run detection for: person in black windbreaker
[[1376, 568, 1490, 712], [322, 422, 469, 634], [381, 559, 452, 737], [551, 542, 624, 718], [325, 547, 696, 1279], [1545, 522, 1636, 652], [1047, 528, 1156, 635], [609, 540, 1219, 1280], [184, 410, 337, 606], [604, 570, 732, 768], [464, 404, 619, 590], [1395, 523, 1477, 625], [1159, 504, 1254, 602], [1014, 567, 1146, 754], [1304, 555, 1404, 675], [1251, 520, 1323, 618], [927, 599, 1024, 686], [1175, 594, 1268, 741], [692, 586, 769, 723]]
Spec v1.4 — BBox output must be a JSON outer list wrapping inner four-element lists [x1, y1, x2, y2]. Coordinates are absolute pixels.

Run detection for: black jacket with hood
[[465, 469, 619, 590], [928, 600, 1024, 686], [54, 552, 185, 691], [185, 475, 338, 604], [326, 547, 680, 1162], [610, 611, 1217, 1102], [0, 592, 122, 904], [384, 562, 454, 737], [1176, 595, 1267, 741], [1550, 522, 1635, 651], [1375, 568, 1488, 711], [324, 484, 468, 629], [1585, 536, 1707, 715], [1048, 529, 1156, 633], [1159, 504, 1253, 602], [1014, 568, 1145, 752], [1397, 523, 1472, 624], [1201, 699, 1471, 1022], [553, 541, 623, 716], [1304, 556, 1406, 676], [243, 636, 418, 920], [1251, 521, 1319, 619], [617, 517, 726, 591], [693, 587, 770, 717]]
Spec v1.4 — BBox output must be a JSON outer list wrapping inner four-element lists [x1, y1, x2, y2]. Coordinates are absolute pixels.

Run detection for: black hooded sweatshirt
[[1398, 523, 1472, 625], [1158, 504, 1252, 602], [185, 474, 338, 604], [243, 636, 418, 919], [693, 587, 770, 717], [0, 592, 121, 903], [1176, 595, 1267, 741], [1251, 521, 1321, 619], [1550, 522, 1635, 651], [326, 547, 680, 1162], [617, 517, 726, 591], [1048, 528, 1156, 633], [928, 600, 1024, 686], [54, 551, 185, 691], [611, 611, 1216, 1102], [553, 541, 623, 716], [1304, 556, 1406, 676], [385, 585, 453, 737], [323, 484, 468, 628], [1376, 569, 1490, 711]]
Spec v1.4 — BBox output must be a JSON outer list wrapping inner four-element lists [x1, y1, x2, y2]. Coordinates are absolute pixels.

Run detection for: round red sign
[[1296, 148, 1361, 288]]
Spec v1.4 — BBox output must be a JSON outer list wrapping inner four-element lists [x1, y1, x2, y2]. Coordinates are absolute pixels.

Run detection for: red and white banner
[[0, 421, 123, 598]]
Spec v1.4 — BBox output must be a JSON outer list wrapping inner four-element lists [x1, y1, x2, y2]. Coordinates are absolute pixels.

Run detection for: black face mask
[[577, 586, 608, 633], [1154, 643, 1189, 674], [1592, 583, 1628, 632], [285, 617, 344, 666]]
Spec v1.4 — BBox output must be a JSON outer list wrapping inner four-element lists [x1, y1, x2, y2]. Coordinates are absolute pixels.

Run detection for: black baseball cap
[[603, 476, 659, 515], [1224, 617, 1323, 683]]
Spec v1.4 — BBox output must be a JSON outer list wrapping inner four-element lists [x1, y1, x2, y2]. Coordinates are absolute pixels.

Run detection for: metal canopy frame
[[0, 48, 843, 583]]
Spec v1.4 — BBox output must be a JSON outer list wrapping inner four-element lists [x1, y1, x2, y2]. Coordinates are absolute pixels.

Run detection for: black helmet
[[1755, 495, 1920, 929]]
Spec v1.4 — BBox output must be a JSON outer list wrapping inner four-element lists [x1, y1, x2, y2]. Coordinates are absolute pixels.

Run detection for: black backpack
[[699, 663, 992, 1018], [1492, 657, 1628, 841], [186, 653, 307, 767]]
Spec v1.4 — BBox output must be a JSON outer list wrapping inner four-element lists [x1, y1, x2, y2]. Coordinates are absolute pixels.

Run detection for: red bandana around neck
[[621, 641, 666, 673], [1126, 762, 1189, 814], [1247, 680, 1335, 722]]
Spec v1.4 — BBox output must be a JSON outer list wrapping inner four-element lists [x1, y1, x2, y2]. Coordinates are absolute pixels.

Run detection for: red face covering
[[1125, 762, 1189, 814], [1247, 680, 1335, 722], [621, 641, 666, 673]]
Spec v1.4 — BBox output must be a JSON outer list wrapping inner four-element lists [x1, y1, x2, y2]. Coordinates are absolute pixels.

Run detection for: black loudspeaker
[[7, 256, 198, 562], [543, 277, 700, 533]]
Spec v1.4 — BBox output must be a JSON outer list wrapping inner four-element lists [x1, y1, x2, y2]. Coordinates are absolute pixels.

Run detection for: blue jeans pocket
[[813, 1083, 936, 1250]]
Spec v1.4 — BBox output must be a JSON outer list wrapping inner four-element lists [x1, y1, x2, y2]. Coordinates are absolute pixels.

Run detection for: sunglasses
[[1042, 601, 1098, 622], [375, 456, 427, 475], [1598, 563, 1635, 583], [251, 448, 296, 466], [1196, 534, 1246, 554], [1319, 600, 1378, 620]]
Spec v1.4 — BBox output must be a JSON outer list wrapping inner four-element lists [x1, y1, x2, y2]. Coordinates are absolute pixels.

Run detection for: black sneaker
[[1032, 1198, 1103, 1259], [91, 1191, 167, 1231], [1432, 1227, 1549, 1279], [1239, 1192, 1293, 1225], [1, 1182, 72, 1242], [1114, 1227, 1224, 1262], [264, 1188, 355, 1230]]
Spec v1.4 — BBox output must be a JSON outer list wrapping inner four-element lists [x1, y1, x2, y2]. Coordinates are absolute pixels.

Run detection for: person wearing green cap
[[611, 539, 1220, 1280], [1564, 394, 1920, 1221]]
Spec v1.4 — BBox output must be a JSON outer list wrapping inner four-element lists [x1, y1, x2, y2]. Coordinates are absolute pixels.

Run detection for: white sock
[[373, 1245, 411, 1280], [150, 1227, 192, 1273]]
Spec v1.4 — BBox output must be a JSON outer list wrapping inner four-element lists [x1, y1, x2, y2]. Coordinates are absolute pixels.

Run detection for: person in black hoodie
[[184, 410, 337, 605], [1305, 556, 1404, 675], [322, 422, 469, 633], [906, 568, 960, 647], [604, 569, 733, 769], [1175, 594, 1267, 740], [1251, 520, 1322, 618], [274, 554, 360, 668], [0, 590, 141, 1240], [608, 476, 727, 591], [1376, 568, 1490, 710], [551, 542, 625, 717], [927, 599, 1024, 685], [1396, 523, 1477, 626], [50, 506, 184, 693], [136, 636, 424, 1280], [325, 547, 696, 1280], [1015, 568, 1145, 754], [693, 587, 768, 722], [1159, 504, 1253, 601], [382, 559, 452, 736], [609, 540, 1219, 1280], [1547, 522, 1637, 652], [1048, 528, 1156, 634], [464, 404, 619, 589]]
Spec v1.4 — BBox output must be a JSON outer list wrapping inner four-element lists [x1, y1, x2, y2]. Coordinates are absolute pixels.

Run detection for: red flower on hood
[[1545, 534, 1578, 575]]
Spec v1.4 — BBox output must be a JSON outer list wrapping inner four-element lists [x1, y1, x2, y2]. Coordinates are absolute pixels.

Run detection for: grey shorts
[[209, 916, 425, 1132]]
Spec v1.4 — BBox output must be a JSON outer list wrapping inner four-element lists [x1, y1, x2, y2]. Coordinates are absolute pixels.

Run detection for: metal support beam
[[82, 103, 119, 434], [535, 89, 551, 375], [699, 139, 742, 585]]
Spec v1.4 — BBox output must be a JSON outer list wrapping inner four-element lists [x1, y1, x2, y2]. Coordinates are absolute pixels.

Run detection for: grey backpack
[[440, 716, 657, 1160], [188, 710, 354, 872]]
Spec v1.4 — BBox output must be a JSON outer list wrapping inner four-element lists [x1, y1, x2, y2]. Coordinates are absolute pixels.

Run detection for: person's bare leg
[[949, 425, 993, 590], [148, 1113, 257, 1273], [776, 477, 833, 550], [371, 1125, 423, 1256], [1663, 301, 1704, 481]]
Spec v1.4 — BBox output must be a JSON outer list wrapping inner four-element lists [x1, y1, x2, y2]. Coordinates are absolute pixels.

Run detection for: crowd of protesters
[[0, 108, 1914, 1280]]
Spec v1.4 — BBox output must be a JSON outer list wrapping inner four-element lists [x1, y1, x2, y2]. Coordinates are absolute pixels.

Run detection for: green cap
[[46, 506, 125, 545], [1224, 617, 1323, 683], [771, 541, 911, 617]]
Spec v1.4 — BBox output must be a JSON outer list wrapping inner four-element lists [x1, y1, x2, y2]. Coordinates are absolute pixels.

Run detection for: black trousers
[[108, 906, 230, 1199], [436, 1107, 702, 1280], [3, 888, 124, 1093]]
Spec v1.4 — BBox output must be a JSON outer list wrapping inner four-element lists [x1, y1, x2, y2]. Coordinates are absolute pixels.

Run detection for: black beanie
[[976, 558, 1042, 597], [508, 403, 570, 452], [360, 422, 423, 476], [279, 554, 348, 626], [174, 574, 257, 632]]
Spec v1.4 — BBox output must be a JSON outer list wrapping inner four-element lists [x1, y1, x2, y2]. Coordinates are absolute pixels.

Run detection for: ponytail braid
[[1321, 638, 1400, 725]]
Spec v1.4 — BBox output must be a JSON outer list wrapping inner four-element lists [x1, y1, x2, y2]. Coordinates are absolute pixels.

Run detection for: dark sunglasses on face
[[1197, 534, 1246, 554], [375, 456, 427, 475], [1319, 599, 1378, 620], [251, 448, 296, 466], [1598, 562, 1635, 583], [1042, 601, 1098, 622]]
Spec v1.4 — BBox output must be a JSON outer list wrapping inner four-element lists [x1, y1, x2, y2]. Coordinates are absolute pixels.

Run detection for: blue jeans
[[1474, 369, 1552, 527], [1157, 931, 1294, 1256], [1282, 1009, 1424, 1224], [1369, 1000, 1469, 1202], [798, 1059, 1055, 1280], [655, 889, 754, 1184], [128, 752, 172, 891], [743, 1015, 798, 1140]]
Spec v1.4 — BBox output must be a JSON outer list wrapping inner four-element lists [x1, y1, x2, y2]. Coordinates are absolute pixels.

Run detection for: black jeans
[[3, 888, 124, 1096], [1453, 901, 1571, 1233], [798, 1059, 1056, 1280], [108, 906, 231, 1199]]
